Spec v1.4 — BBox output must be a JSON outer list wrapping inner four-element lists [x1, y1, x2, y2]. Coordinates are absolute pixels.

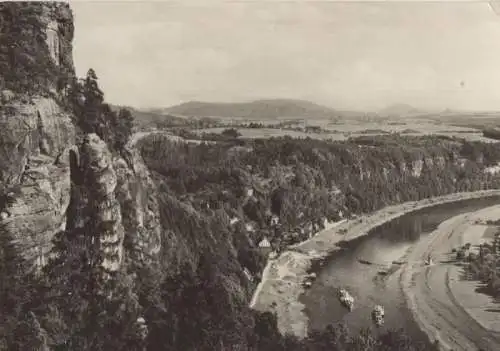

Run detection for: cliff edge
[[0, 2, 160, 273]]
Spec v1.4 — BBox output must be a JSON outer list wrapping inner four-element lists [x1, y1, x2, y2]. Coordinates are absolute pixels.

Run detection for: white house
[[258, 237, 271, 248], [258, 237, 272, 256]]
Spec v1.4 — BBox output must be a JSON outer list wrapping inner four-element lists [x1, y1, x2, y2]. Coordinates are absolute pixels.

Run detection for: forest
[[2, 101, 500, 349], [1, 3, 497, 346], [0, 61, 447, 349], [139, 132, 500, 254], [129, 130, 500, 350]]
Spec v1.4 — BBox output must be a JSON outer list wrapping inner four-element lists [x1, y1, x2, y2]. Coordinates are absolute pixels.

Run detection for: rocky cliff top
[[0, 2, 74, 96], [0, 2, 161, 273]]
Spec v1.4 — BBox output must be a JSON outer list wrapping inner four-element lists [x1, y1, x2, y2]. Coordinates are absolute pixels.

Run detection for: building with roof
[[258, 237, 272, 256]]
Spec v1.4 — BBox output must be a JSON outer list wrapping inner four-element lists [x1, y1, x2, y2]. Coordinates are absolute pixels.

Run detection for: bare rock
[[2, 153, 71, 265], [114, 147, 161, 264], [79, 133, 124, 272]]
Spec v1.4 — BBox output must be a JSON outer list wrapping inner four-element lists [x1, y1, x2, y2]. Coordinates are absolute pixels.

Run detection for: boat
[[358, 259, 373, 265], [303, 281, 312, 288], [302, 273, 316, 289], [372, 305, 385, 327], [424, 255, 433, 266], [338, 288, 354, 311]]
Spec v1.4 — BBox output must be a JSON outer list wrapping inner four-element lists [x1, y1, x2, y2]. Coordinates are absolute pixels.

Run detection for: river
[[301, 195, 500, 345]]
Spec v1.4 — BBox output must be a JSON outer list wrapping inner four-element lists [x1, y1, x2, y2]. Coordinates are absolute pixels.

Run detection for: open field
[[132, 103, 500, 143], [195, 119, 496, 142], [195, 127, 346, 140]]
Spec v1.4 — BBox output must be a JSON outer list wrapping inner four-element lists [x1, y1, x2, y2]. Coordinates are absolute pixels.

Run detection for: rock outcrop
[[78, 134, 125, 272], [115, 146, 162, 263], [0, 96, 75, 265], [0, 3, 76, 266], [0, 2, 161, 272]]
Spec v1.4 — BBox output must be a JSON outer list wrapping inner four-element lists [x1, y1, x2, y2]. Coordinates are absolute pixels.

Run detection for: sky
[[71, 0, 500, 111]]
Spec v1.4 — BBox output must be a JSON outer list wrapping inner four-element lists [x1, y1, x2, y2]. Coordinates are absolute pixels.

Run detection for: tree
[[253, 312, 282, 349], [68, 68, 134, 152], [0, 224, 39, 349], [221, 128, 241, 139], [80, 68, 104, 134]]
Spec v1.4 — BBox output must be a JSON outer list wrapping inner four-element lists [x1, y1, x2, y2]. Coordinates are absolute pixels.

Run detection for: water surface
[[301, 196, 500, 344]]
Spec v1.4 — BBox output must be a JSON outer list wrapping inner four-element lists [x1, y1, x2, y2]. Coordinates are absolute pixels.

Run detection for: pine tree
[[81, 68, 105, 134]]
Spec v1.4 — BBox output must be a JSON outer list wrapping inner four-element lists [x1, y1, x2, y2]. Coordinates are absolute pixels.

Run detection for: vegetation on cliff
[[0, 218, 435, 351], [139, 134, 500, 252], [0, 2, 73, 96], [0, 130, 462, 350], [1, 2, 499, 350], [131, 133, 500, 350], [67, 68, 134, 153]]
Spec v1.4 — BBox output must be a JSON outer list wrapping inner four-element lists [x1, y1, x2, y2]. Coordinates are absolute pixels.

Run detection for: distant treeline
[[483, 128, 500, 141]]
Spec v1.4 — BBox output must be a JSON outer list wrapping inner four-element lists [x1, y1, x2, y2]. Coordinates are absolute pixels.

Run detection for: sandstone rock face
[[0, 97, 74, 266], [0, 99, 162, 272], [0, 2, 162, 273], [435, 156, 446, 170], [116, 145, 162, 263], [411, 159, 423, 177], [45, 20, 60, 66], [39, 2, 75, 84], [0, 2, 76, 266], [66, 133, 162, 272], [0, 97, 74, 188], [2, 153, 71, 266], [79, 134, 125, 272]]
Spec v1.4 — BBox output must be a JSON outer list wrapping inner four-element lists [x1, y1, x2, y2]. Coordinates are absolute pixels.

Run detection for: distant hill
[[379, 103, 424, 117], [110, 104, 187, 129], [161, 99, 358, 119]]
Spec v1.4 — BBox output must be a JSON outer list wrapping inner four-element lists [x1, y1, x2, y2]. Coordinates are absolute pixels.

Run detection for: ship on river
[[424, 255, 433, 266], [338, 288, 354, 311], [372, 305, 385, 327]]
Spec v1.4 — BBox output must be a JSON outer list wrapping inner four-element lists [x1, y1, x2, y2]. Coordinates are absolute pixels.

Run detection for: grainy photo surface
[[1, 0, 500, 350]]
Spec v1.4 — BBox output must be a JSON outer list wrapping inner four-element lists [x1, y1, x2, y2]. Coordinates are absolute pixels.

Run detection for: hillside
[[1, 3, 499, 351], [110, 104, 188, 129], [163, 99, 353, 119], [138, 131, 500, 349]]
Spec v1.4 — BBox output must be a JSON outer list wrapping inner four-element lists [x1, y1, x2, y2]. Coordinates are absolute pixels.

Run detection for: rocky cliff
[[0, 3, 460, 350], [0, 2, 160, 273]]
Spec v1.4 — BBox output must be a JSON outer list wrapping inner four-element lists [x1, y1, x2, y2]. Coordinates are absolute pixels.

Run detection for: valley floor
[[251, 190, 500, 343]]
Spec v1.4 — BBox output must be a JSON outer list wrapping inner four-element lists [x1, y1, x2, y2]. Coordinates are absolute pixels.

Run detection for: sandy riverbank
[[400, 204, 500, 351], [250, 189, 500, 339]]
